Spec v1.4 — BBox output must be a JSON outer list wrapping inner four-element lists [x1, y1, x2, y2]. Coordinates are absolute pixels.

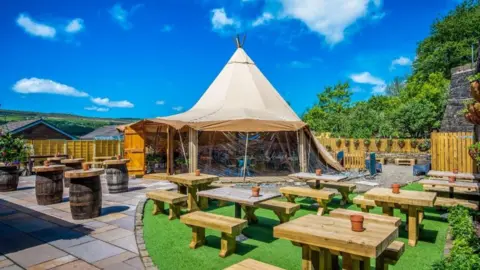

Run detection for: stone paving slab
[[0, 176, 175, 269]]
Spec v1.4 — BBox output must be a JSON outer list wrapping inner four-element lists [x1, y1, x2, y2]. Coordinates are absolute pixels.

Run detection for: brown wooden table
[[93, 156, 116, 161], [33, 165, 65, 205], [364, 187, 436, 246], [166, 173, 218, 211], [419, 179, 480, 198], [64, 168, 104, 220], [274, 214, 398, 270], [197, 187, 280, 222], [427, 170, 480, 181], [288, 172, 348, 183]]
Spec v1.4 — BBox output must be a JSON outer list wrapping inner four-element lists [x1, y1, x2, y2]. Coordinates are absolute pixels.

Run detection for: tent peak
[[234, 34, 246, 48]]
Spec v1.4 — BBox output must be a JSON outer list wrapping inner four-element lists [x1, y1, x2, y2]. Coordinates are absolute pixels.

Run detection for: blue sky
[[0, 0, 459, 119]]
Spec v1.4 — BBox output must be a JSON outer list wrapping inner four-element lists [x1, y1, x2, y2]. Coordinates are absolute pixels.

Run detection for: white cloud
[[161, 24, 173, 32], [65, 18, 84, 33], [252, 12, 274, 27], [289, 61, 311, 69], [13, 78, 88, 97], [211, 8, 239, 32], [390, 56, 412, 70], [109, 3, 144, 30], [91, 97, 134, 108], [276, 0, 382, 45], [85, 106, 109, 112], [350, 72, 386, 94], [16, 13, 56, 38], [156, 100, 165, 105], [172, 106, 183, 112]]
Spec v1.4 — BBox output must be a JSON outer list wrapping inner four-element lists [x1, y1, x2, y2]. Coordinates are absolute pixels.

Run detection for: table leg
[[235, 203, 241, 219], [382, 205, 393, 216], [317, 199, 330, 216], [342, 253, 353, 270], [375, 254, 387, 270], [241, 205, 258, 224], [187, 186, 199, 211], [178, 185, 187, 194], [408, 206, 419, 246], [301, 245, 312, 270], [198, 184, 209, 210], [449, 187, 454, 198]]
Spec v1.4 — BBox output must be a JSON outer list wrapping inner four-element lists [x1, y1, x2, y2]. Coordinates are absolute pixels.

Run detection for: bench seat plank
[[258, 200, 300, 214], [181, 211, 247, 235], [279, 186, 334, 215], [147, 190, 188, 204], [434, 197, 479, 210], [224, 259, 285, 270], [353, 195, 376, 212]]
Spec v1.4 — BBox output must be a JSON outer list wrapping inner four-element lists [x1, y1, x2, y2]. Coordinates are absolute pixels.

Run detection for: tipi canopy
[[142, 43, 306, 132]]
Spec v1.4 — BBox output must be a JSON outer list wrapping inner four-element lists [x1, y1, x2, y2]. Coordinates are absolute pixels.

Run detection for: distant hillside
[[0, 109, 139, 137]]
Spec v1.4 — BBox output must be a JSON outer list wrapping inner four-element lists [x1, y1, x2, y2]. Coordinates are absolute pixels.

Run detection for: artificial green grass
[[143, 184, 448, 270]]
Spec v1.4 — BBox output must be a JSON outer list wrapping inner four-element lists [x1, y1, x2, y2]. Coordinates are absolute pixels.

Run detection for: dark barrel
[[62, 160, 83, 188], [69, 176, 102, 219], [35, 169, 64, 205], [0, 165, 19, 192], [105, 162, 129, 193]]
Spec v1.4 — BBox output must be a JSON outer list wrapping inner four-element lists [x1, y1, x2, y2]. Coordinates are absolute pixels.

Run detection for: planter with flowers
[[375, 138, 382, 149], [410, 139, 418, 149], [398, 139, 405, 149], [336, 138, 342, 147], [418, 139, 431, 152], [463, 99, 480, 125], [468, 142, 480, 165], [364, 138, 371, 149], [353, 139, 360, 149], [467, 73, 480, 101], [0, 133, 28, 191]]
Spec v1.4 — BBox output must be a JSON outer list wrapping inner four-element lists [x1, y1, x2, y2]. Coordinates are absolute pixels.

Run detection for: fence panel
[[431, 132, 476, 173], [27, 140, 66, 156], [317, 137, 428, 154], [343, 153, 366, 170], [26, 140, 121, 162]]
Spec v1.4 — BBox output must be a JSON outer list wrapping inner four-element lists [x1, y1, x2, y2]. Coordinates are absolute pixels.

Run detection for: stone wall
[[376, 153, 430, 165], [440, 63, 476, 132]]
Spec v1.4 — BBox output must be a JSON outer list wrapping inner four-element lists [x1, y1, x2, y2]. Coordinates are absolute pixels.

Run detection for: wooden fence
[[343, 153, 366, 170], [27, 140, 122, 162], [431, 132, 476, 173], [317, 137, 429, 154]]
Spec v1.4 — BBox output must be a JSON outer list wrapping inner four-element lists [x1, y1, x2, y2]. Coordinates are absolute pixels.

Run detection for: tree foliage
[[303, 0, 478, 138]]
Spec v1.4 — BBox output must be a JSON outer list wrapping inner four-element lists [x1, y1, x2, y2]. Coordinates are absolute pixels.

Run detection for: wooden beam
[[167, 126, 175, 175], [188, 128, 198, 173], [298, 130, 307, 172]]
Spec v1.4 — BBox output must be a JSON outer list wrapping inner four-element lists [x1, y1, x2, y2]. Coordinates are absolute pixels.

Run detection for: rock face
[[440, 63, 476, 132]]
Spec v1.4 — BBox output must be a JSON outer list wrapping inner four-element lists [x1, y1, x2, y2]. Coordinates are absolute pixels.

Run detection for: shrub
[[0, 133, 29, 166]]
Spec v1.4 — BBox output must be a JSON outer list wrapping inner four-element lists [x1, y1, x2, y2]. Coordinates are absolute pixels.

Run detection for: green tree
[[394, 100, 439, 137]]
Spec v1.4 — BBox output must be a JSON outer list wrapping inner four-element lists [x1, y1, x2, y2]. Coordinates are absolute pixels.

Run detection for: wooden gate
[[431, 132, 476, 173], [124, 125, 145, 176]]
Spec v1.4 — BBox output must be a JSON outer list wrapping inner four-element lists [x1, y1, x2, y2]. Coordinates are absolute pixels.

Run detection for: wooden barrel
[[66, 169, 104, 220], [104, 160, 129, 193], [0, 165, 19, 192], [61, 159, 84, 188], [33, 165, 65, 205]]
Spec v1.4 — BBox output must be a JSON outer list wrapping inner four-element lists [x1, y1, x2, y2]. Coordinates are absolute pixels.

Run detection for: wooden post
[[93, 140, 96, 159], [298, 130, 308, 172], [188, 128, 198, 173], [166, 127, 175, 175]]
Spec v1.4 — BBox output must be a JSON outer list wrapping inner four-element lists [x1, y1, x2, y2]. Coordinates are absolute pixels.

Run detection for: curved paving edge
[[135, 198, 157, 270]]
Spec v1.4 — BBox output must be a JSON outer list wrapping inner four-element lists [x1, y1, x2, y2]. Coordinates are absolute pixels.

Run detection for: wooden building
[[0, 119, 76, 140]]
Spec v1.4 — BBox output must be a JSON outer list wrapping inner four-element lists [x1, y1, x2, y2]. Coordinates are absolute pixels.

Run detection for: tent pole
[[242, 133, 249, 182], [188, 128, 198, 173]]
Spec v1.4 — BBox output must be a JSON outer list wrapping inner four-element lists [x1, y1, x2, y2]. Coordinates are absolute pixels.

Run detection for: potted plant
[[467, 73, 480, 101], [418, 140, 431, 152], [336, 138, 342, 147], [392, 183, 400, 194], [316, 168, 322, 176], [468, 142, 480, 164], [375, 138, 382, 149], [353, 139, 360, 149], [364, 138, 371, 148], [398, 139, 405, 149], [350, 215, 364, 232], [345, 139, 351, 148], [387, 138, 394, 147], [251, 185, 260, 197], [410, 139, 418, 149], [195, 169, 201, 176], [0, 133, 28, 192]]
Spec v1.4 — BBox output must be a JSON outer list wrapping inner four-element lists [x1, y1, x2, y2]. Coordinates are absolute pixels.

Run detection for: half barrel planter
[[0, 165, 19, 192], [104, 159, 129, 193], [61, 158, 84, 188], [33, 165, 65, 205], [47, 157, 66, 165], [65, 168, 104, 220]]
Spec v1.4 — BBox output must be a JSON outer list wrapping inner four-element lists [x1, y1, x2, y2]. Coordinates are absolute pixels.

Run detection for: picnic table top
[[419, 179, 480, 190], [60, 158, 85, 164], [46, 157, 66, 161], [427, 170, 480, 180], [364, 187, 436, 207], [64, 168, 104, 178], [33, 165, 65, 173], [93, 156, 115, 161], [30, 154, 68, 159], [197, 187, 280, 206], [288, 172, 347, 182], [103, 159, 130, 165], [273, 214, 398, 258], [166, 173, 219, 186]]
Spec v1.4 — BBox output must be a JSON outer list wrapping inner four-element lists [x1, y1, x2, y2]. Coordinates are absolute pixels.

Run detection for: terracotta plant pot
[[392, 183, 401, 194], [315, 168, 322, 176], [350, 215, 365, 232], [82, 163, 89, 171], [44, 160, 50, 167], [470, 81, 480, 101], [448, 176, 456, 183], [452, 168, 458, 174], [195, 169, 201, 176], [251, 186, 260, 197], [117, 155, 121, 160]]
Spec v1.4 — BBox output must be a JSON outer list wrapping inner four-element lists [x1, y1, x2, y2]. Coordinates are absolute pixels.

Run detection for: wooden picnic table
[[93, 156, 116, 161], [166, 173, 219, 211], [197, 187, 280, 222], [364, 187, 436, 246], [427, 170, 480, 180], [28, 155, 68, 174], [274, 214, 398, 270], [419, 179, 480, 198], [289, 172, 348, 183]]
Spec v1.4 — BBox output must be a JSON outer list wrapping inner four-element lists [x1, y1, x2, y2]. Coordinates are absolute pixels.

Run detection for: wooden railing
[[27, 140, 122, 162], [343, 153, 366, 170], [431, 132, 476, 173], [317, 137, 429, 154]]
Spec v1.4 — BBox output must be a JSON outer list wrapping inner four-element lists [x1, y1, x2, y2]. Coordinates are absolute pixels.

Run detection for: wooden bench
[[329, 209, 405, 270], [279, 186, 335, 215], [353, 195, 376, 212], [146, 190, 188, 220], [180, 211, 247, 257], [318, 181, 356, 205], [224, 259, 284, 270], [394, 158, 415, 166], [434, 197, 479, 210], [257, 200, 300, 223]]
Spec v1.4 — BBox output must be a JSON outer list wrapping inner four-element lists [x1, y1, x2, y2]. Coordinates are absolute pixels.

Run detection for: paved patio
[[0, 175, 175, 270]]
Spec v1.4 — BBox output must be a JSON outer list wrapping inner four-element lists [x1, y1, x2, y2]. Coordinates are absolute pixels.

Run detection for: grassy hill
[[0, 109, 139, 137]]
